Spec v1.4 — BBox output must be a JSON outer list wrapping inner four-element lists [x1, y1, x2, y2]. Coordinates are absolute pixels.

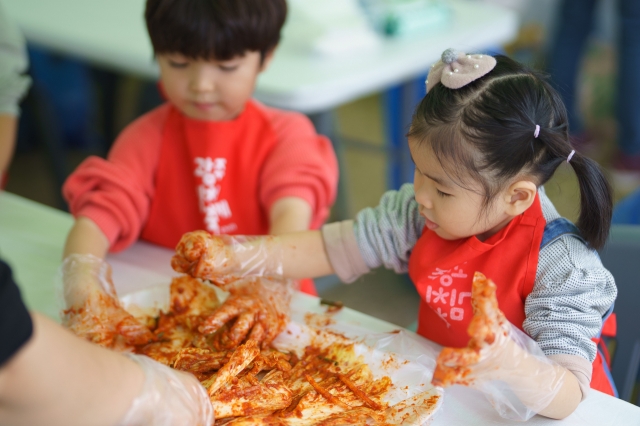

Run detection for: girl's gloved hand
[[171, 231, 283, 288], [432, 272, 566, 421], [119, 354, 214, 426], [61, 254, 155, 349]]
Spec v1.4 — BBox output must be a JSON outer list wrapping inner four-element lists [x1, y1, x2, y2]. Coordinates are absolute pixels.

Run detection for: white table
[[1, 190, 639, 425], [2, 0, 518, 114]]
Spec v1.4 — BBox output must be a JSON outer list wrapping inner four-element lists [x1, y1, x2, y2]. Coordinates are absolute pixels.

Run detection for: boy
[[63, 0, 338, 295]]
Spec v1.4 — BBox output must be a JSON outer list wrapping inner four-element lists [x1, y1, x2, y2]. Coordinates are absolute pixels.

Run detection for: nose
[[189, 65, 215, 93], [413, 173, 433, 209]]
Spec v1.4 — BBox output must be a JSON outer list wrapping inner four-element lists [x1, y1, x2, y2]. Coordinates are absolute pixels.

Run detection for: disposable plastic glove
[[432, 272, 566, 421], [171, 231, 283, 288], [171, 231, 293, 349], [199, 276, 294, 350], [61, 254, 155, 349], [118, 353, 214, 426]]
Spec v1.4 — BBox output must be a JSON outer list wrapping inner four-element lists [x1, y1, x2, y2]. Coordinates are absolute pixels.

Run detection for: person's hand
[[171, 231, 239, 285], [61, 254, 155, 349], [432, 271, 511, 387], [172, 231, 283, 287], [432, 272, 567, 421], [119, 353, 214, 426], [198, 277, 292, 350]]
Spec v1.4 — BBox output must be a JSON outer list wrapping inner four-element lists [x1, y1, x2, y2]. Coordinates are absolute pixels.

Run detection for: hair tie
[[425, 48, 497, 92], [567, 150, 576, 163], [534, 124, 540, 138]]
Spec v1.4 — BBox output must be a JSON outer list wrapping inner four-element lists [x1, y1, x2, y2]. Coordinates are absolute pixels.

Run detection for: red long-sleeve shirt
[[63, 101, 338, 252]]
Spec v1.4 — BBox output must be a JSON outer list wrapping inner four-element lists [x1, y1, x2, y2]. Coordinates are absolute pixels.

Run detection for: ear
[[502, 180, 537, 216], [259, 48, 276, 73]]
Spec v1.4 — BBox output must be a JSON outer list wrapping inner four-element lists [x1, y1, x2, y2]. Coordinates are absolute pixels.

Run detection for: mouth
[[192, 101, 217, 111], [424, 217, 439, 230]]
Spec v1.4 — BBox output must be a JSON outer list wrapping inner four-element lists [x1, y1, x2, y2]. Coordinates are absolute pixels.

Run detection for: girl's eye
[[168, 60, 188, 69], [437, 189, 451, 198], [219, 64, 239, 72]]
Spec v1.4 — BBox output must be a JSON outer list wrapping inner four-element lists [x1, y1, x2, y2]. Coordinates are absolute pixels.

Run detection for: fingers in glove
[[116, 316, 156, 346], [226, 308, 259, 347], [432, 346, 481, 386], [198, 297, 257, 334], [173, 231, 231, 281], [247, 321, 266, 346]]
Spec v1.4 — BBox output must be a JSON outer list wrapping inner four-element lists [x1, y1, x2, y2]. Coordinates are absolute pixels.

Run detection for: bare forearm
[[277, 230, 334, 279], [63, 217, 110, 259], [0, 313, 143, 426], [538, 370, 581, 419]]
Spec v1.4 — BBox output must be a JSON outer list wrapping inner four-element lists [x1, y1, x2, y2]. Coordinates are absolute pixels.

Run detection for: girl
[[172, 51, 617, 420]]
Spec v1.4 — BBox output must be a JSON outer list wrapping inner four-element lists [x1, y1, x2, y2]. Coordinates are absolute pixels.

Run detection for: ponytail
[[568, 152, 613, 249]]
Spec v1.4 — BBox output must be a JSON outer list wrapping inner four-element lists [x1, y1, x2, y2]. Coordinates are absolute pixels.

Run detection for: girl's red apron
[[140, 102, 316, 294], [408, 195, 615, 395]]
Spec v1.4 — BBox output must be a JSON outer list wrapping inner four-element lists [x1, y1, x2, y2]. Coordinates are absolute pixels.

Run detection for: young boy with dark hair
[[62, 0, 338, 295]]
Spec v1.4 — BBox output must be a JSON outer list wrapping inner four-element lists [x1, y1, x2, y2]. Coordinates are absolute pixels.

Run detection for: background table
[[1, 190, 638, 425], [3, 0, 519, 215]]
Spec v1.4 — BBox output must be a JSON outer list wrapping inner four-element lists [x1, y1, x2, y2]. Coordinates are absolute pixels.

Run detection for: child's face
[[157, 51, 272, 121], [409, 139, 514, 242]]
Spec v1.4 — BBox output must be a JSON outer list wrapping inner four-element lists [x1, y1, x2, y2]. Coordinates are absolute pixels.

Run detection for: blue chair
[[599, 225, 640, 403], [612, 189, 640, 225]]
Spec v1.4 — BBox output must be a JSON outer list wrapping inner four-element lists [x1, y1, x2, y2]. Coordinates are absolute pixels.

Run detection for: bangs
[[145, 0, 286, 60], [410, 123, 492, 200]]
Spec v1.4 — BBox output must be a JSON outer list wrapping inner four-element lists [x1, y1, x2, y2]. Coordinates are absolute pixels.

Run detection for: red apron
[[408, 195, 614, 395], [140, 102, 316, 294]]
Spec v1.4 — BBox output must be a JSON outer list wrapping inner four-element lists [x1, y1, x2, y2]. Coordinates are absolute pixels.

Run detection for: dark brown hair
[[409, 55, 612, 249], [145, 0, 287, 61]]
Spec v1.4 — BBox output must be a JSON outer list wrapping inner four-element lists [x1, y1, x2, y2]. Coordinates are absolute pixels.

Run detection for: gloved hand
[[61, 254, 155, 349], [171, 231, 293, 349], [199, 276, 294, 350], [171, 231, 283, 288], [432, 272, 566, 421], [119, 353, 214, 426]]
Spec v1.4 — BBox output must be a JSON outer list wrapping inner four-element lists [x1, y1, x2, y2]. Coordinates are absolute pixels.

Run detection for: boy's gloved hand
[[119, 353, 214, 426], [199, 277, 293, 350], [432, 272, 566, 421], [61, 254, 155, 349], [171, 231, 283, 287]]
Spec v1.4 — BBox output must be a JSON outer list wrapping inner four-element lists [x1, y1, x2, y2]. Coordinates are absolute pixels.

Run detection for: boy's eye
[[219, 64, 239, 72], [437, 189, 451, 198], [168, 60, 188, 68]]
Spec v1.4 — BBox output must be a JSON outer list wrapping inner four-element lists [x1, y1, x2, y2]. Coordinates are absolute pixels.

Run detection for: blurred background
[[2, 0, 634, 328]]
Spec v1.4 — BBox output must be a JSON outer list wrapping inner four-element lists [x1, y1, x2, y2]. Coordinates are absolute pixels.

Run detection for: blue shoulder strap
[[539, 217, 584, 249]]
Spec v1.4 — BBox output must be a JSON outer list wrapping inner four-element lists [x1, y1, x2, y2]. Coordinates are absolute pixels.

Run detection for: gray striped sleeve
[[525, 189, 617, 363], [0, 3, 31, 116], [353, 183, 424, 273]]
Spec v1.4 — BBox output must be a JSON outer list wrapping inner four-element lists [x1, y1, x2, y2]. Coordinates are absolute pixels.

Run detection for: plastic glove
[[61, 254, 155, 349], [118, 353, 214, 426], [171, 231, 283, 288], [432, 272, 566, 421], [199, 276, 294, 350]]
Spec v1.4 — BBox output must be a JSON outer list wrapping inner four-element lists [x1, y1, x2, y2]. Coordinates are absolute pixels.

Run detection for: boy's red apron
[[408, 195, 614, 395], [140, 102, 316, 294]]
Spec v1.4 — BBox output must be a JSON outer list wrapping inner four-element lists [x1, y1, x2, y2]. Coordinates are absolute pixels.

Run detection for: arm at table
[[63, 216, 110, 259], [0, 313, 143, 426], [173, 229, 335, 281], [499, 338, 582, 420], [279, 230, 334, 279]]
